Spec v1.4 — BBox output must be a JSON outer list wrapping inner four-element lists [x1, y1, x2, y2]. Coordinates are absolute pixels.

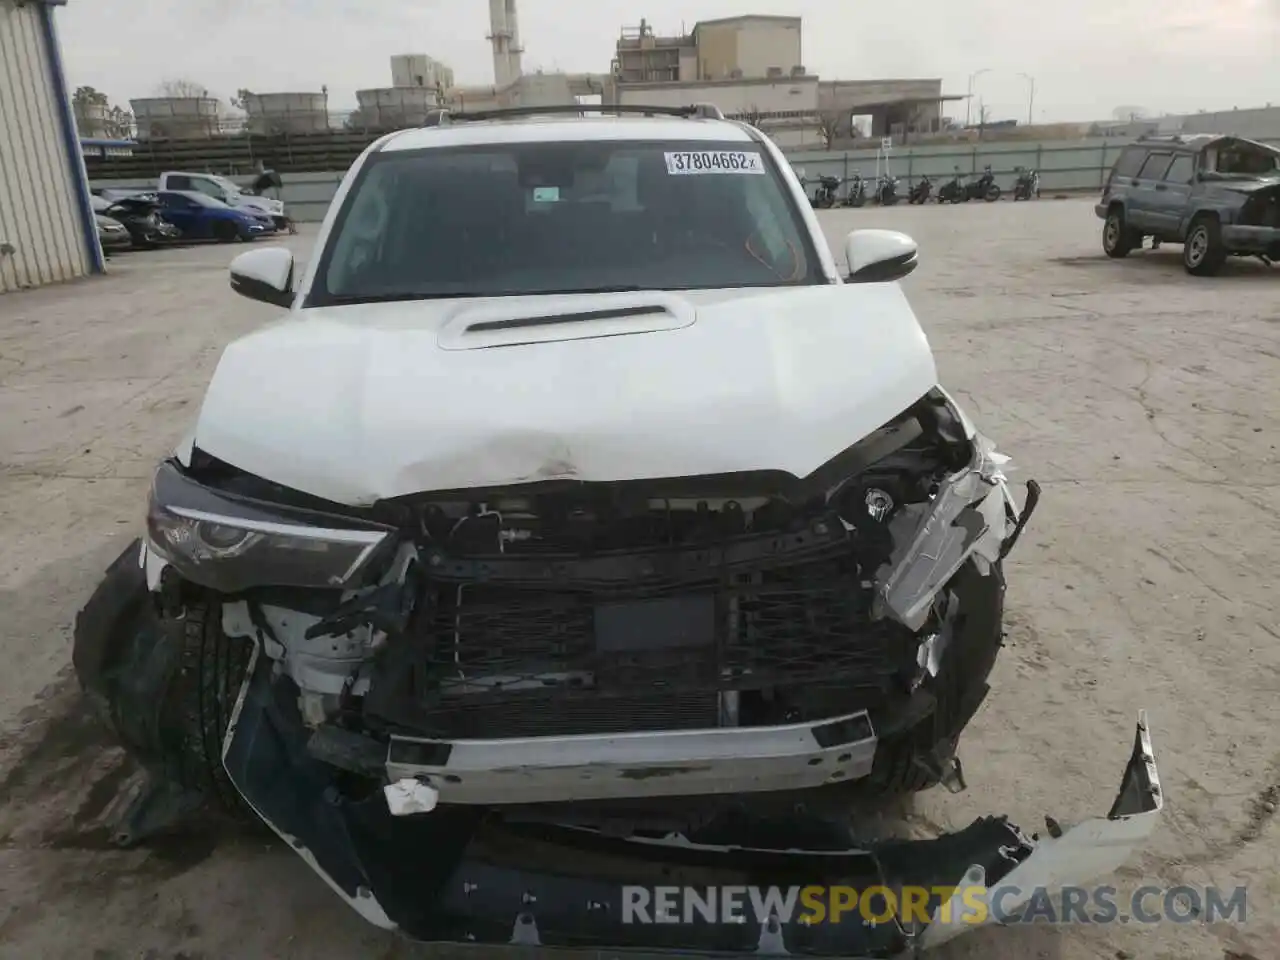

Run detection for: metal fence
[[88, 134, 1280, 225], [786, 136, 1280, 194]]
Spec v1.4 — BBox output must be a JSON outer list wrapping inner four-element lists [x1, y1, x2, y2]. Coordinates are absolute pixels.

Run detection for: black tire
[[169, 599, 255, 814], [1102, 207, 1136, 258], [851, 193, 866, 208], [985, 184, 1001, 202], [1183, 216, 1227, 276], [72, 545, 254, 819], [213, 220, 239, 243], [866, 560, 1006, 795]]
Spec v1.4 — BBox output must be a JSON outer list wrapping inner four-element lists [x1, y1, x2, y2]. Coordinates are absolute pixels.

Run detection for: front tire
[[73, 545, 254, 819], [1103, 207, 1136, 258], [985, 184, 1001, 202], [1184, 216, 1226, 276], [213, 220, 239, 244]]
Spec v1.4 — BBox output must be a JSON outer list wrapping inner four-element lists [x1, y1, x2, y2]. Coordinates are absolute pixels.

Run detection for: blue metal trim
[[37, 1, 105, 274], [80, 138, 138, 148]]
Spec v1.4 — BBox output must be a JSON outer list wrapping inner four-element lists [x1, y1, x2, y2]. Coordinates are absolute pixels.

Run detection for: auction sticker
[[665, 151, 766, 175]]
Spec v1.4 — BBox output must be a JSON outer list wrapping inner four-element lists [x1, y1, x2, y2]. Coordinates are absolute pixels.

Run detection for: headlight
[[145, 461, 393, 593]]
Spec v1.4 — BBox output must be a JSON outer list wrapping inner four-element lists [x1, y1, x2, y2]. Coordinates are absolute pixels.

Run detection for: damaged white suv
[[75, 104, 1161, 955]]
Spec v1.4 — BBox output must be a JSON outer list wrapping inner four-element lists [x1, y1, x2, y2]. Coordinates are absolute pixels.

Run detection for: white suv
[[74, 104, 1161, 952]]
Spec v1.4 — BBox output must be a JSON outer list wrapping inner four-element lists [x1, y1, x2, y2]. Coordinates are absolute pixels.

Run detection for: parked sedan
[[98, 193, 181, 248], [95, 213, 132, 254], [156, 190, 275, 243]]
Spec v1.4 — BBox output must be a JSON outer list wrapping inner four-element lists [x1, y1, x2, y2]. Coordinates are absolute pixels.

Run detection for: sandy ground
[[0, 201, 1276, 960]]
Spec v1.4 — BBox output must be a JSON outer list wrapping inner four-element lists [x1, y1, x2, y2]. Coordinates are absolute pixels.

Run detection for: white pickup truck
[[157, 171, 291, 232]]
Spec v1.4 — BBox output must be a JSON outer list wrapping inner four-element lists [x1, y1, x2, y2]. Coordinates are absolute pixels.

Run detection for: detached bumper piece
[[224, 654, 1162, 956]]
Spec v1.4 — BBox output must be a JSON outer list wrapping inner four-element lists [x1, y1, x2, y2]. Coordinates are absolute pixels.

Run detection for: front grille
[[426, 561, 892, 688], [371, 553, 914, 739]]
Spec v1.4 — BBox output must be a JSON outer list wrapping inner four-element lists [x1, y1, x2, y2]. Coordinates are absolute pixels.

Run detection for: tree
[[156, 78, 210, 99], [73, 85, 109, 108], [816, 109, 846, 148]]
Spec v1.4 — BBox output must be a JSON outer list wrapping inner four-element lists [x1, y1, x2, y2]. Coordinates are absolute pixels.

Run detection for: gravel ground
[[0, 201, 1276, 960]]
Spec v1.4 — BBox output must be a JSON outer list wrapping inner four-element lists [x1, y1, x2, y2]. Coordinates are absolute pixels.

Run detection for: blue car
[[156, 190, 275, 243]]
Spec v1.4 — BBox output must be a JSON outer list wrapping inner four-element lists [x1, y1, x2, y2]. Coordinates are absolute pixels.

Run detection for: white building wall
[[390, 54, 455, 92], [617, 78, 818, 116], [733, 21, 802, 78], [1176, 106, 1280, 140], [0, 0, 96, 293]]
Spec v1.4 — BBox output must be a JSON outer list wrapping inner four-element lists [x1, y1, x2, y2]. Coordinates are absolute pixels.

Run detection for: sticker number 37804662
[[664, 151, 766, 175]]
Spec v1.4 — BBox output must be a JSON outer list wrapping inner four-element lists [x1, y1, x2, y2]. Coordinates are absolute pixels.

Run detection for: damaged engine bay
[[142, 388, 1036, 824]]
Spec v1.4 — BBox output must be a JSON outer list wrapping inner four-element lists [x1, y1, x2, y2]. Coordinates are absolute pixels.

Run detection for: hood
[[236, 195, 284, 214], [191, 285, 938, 505], [1216, 176, 1280, 195]]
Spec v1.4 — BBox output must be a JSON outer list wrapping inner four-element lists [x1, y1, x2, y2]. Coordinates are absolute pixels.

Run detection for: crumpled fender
[[71, 538, 185, 777]]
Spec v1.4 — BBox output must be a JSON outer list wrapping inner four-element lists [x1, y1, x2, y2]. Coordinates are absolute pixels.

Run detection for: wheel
[[985, 184, 1001, 202], [73, 544, 255, 819], [1184, 216, 1226, 276], [1102, 207, 1136, 258], [851, 193, 866, 208], [867, 560, 1007, 795], [213, 220, 239, 243]]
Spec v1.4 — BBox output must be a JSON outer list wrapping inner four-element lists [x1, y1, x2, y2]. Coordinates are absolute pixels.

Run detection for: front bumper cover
[[223, 647, 1162, 956]]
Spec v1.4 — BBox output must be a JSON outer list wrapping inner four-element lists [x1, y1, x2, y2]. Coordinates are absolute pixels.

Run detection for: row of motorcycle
[[808, 166, 1042, 208]]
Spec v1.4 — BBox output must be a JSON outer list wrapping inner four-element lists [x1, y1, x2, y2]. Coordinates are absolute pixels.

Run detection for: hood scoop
[[438, 293, 695, 350]]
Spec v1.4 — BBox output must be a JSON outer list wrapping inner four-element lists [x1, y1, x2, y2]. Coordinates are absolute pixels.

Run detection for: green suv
[[1095, 134, 1280, 275]]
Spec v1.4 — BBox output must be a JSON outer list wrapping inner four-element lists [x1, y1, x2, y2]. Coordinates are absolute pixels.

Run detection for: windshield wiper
[[320, 286, 652, 306], [321, 292, 492, 305]]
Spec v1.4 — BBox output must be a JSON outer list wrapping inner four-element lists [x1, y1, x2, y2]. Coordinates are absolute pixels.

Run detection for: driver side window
[[325, 165, 395, 291]]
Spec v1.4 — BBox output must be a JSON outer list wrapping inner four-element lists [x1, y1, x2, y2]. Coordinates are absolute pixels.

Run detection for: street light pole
[[1018, 72, 1036, 126], [965, 68, 990, 127]]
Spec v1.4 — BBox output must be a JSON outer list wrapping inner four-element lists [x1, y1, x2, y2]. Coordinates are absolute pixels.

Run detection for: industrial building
[[390, 54, 455, 93], [611, 15, 958, 147], [0, 0, 102, 293], [240, 92, 330, 136], [129, 96, 222, 140]]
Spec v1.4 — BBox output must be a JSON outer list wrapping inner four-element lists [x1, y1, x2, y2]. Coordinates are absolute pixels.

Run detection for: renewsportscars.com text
[[621, 884, 1247, 927]]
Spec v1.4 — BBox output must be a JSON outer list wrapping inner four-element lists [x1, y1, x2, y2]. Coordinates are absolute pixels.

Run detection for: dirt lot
[[0, 200, 1276, 960]]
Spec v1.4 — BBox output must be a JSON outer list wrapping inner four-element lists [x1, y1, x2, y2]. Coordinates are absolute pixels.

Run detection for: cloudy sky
[[57, 0, 1278, 124]]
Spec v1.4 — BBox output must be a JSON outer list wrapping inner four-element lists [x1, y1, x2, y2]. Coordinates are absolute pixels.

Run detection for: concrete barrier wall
[[89, 134, 1280, 223]]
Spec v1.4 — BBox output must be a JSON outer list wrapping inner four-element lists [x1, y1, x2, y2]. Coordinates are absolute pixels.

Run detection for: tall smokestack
[[487, 0, 523, 88]]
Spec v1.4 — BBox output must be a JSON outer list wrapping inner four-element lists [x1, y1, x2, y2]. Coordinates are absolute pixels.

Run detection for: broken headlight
[[145, 461, 393, 593]]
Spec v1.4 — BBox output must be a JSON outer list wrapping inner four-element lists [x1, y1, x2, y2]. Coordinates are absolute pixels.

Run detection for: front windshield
[[1209, 141, 1280, 177], [210, 175, 243, 198], [311, 138, 818, 304]]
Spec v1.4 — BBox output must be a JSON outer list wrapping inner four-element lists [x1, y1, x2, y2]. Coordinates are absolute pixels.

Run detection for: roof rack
[[422, 102, 725, 127]]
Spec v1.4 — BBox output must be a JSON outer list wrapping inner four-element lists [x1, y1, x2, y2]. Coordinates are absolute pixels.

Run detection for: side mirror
[[844, 229, 918, 283], [229, 246, 295, 307]]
